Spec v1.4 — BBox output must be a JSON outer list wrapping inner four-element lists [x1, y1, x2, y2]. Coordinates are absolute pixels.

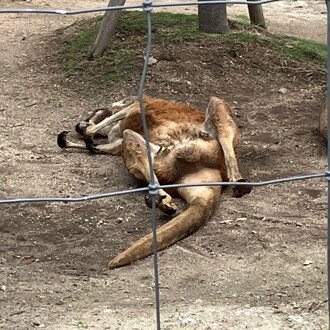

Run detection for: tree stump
[[198, 1, 229, 34], [248, 1, 266, 28]]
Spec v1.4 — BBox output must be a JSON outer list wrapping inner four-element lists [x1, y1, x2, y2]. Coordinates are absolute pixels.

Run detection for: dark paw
[[161, 203, 177, 215], [86, 143, 99, 154], [75, 123, 83, 136], [144, 195, 177, 215], [84, 136, 99, 154], [232, 179, 252, 198], [145, 194, 162, 209], [75, 121, 88, 137], [93, 133, 108, 140], [57, 131, 69, 149]]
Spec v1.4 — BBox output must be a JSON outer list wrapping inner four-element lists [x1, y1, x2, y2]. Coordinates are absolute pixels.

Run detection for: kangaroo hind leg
[[204, 97, 252, 198]]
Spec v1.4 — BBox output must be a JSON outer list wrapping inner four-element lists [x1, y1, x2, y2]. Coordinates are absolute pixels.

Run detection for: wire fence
[[0, 1, 328, 329]]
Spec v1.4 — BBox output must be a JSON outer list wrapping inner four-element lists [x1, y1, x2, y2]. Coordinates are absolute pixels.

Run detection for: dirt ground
[[0, 0, 328, 329]]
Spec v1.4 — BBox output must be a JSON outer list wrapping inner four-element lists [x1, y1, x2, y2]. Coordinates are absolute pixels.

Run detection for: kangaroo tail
[[107, 200, 215, 269]]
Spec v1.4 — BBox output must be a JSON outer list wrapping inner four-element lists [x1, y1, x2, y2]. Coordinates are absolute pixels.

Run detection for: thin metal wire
[[151, 187, 161, 330], [160, 173, 325, 190], [0, 173, 325, 205], [0, 187, 149, 205], [137, 2, 157, 189], [136, 3, 161, 329], [0, 0, 281, 15]]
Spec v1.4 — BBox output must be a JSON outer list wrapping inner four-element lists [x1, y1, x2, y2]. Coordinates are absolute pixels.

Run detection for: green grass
[[221, 31, 326, 66], [120, 11, 199, 41], [267, 35, 327, 64], [235, 14, 250, 24], [221, 31, 261, 43], [59, 11, 325, 83], [60, 16, 139, 82], [59, 12, 200, 83]]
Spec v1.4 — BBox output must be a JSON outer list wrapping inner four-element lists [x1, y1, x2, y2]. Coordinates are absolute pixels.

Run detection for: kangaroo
[[57, 95, 252, 269]]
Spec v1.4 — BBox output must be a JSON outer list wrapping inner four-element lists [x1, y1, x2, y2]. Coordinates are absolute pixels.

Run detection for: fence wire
[[0, 1, 328, 329], [0, 0, 280, 15]]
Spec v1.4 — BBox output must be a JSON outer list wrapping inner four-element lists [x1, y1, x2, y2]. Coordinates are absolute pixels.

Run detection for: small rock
[[180, 316, 197, 326], [278, 87, 288, 94], [220, 219, 233, 224], [25, 101, 37, 107], [115, 218, 123, 224], [55, 300, 65, 306], [32, 321, 45, 328], [287, 314, 304, 324], [1, 285, 6, 291], [296, 222, 303, 227], [303, 260, 314, 266], [146, 56, 158, 65]]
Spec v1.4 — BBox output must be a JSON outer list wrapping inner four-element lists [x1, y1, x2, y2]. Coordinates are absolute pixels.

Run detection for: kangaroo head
[[111, 96, 138, 113]]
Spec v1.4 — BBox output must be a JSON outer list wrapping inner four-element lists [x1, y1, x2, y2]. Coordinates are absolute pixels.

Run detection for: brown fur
[[58, 95, 251, 269]]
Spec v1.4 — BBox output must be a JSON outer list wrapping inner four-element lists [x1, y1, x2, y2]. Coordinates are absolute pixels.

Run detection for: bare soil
[[0, 0, 328, 329]]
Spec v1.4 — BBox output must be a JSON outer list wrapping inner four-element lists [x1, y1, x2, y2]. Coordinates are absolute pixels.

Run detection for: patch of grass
[[267, 35, 327, 66], [153, 12, 199, 42], [59, 12, 199, 84], [220, 31, 260, 44], [119, 11, 199, 42], [60, 16, 139, 83], [11, 91, 20, 98], [59, 11, 325, 84], [221, 31, 326, 67], [65, 23, 100, 55], [235, 14, 250, 24]]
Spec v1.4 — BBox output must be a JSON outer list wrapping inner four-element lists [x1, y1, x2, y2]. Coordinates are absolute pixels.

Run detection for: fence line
[[0, 173, 326, 205], [0, 0, 281, 15], [0, 1, 327, 329]]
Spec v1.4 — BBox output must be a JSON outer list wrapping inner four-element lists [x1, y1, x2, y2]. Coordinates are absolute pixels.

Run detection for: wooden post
[[87, 0, 126, 60], [247, 1, 266, 28], [198, 0, 229, 34]]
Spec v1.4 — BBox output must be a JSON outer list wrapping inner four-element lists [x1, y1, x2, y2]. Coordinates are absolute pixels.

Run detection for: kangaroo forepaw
[[75, 121, 89, 136], [84, 136, 99, 154], [232, 179, 252, 198], [87, 144, 100, 153], [145, 194, 177, 215], [57, 131, 69, 149]]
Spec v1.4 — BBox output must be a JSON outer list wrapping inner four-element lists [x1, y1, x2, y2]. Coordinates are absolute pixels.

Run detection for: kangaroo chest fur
[[120, 99, 212, 147]]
